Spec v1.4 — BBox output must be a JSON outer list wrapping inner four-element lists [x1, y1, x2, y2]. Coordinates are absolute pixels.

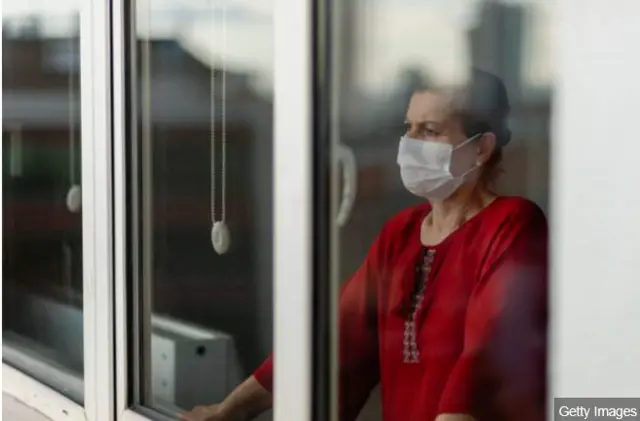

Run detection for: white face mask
[[397, 134, 482, 202]]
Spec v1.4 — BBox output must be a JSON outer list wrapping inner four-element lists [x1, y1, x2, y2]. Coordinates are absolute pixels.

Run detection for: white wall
[[551, 0, 640, 403]]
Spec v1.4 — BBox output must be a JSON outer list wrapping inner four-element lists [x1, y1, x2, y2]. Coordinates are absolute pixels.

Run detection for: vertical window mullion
[[273, 0, 314, 420]]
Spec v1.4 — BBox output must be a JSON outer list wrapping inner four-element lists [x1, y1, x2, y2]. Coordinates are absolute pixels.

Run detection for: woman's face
[[404, 91, 467, 146], [404, 90, 496, 171]]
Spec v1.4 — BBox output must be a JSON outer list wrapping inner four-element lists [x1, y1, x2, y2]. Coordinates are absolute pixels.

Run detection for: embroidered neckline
[[403, 248, 435, 363]]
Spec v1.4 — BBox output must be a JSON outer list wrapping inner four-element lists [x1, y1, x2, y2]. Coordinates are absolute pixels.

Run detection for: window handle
[[336, 143, 357, 227]]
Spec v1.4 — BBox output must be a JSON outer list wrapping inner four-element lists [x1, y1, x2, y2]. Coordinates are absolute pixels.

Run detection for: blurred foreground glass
[[2, 4, 84, 402], [127, 0, 274, 418], [327, 1, 552, 420]]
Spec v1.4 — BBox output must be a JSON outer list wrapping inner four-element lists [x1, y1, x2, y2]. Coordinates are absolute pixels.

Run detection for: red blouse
[[254, 196, 548, 421]]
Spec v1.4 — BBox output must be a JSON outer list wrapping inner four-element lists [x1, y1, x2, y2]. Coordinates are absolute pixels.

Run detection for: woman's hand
[[177, 404, 231, 421], [176, 376, 271, 421]]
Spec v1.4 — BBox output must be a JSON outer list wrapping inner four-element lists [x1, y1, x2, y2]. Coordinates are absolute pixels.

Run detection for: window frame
[[1, 0, 115, 419], [112, 0, 130, 418], [271, 0, 314, 418]]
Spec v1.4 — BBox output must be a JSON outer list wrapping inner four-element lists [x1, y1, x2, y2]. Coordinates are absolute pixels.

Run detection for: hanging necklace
[[210, 1, 230, 254]]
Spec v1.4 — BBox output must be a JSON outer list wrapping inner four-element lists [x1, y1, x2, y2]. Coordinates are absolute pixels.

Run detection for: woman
[[180, 68, 548, 421]]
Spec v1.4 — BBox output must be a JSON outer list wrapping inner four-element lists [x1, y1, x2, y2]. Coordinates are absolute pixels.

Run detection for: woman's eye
[[403, 123, 440, 138], [424, 128, 440, 137]]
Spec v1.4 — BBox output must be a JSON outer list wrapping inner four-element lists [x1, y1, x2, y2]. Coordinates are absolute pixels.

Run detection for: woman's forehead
[[405, 91, 456, 125]]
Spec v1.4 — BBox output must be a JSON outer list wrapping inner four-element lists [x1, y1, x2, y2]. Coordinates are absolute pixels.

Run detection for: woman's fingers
[[176, 405, 221, 421]]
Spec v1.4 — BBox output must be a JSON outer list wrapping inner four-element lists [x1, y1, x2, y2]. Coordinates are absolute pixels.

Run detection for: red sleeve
[[251, 227, 387, 420], [438, 204, 548, 421], [338, 230, 385, 421], [253, 354, 273, 391]]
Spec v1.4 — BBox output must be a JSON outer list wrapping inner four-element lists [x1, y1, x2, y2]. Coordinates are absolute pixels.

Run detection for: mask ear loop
[[452, 132, 486, 176], [452, 132, 484, 151]]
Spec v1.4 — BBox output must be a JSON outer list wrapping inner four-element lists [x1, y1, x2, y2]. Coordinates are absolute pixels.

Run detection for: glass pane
[[128, 0, 273, 418], [2, 2, 84, 402], [328, 1, 552, 420]]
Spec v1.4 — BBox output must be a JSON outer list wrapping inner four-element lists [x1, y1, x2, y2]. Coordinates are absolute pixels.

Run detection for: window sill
[[2, 363, 85, 421], [3, 393, 52, 421]]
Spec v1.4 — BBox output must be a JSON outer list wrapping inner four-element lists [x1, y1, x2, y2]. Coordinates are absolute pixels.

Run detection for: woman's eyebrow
[[404, 119, 442, 126]]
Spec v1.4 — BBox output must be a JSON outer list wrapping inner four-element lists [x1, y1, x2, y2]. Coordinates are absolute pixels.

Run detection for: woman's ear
[[477, 132, 497, 165]]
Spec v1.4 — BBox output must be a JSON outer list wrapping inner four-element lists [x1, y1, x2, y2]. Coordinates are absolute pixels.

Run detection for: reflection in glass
[[2, 5, 84, 401], [335, 0, 552, 281], [129, 1, 273, 418], [330, 1, 552, 420]]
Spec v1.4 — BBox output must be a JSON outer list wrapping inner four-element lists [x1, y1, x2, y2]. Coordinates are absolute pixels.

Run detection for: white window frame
[[1, 0, 115, 420], [111, 0, 130, 418], [271, 0, 314, 418]]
